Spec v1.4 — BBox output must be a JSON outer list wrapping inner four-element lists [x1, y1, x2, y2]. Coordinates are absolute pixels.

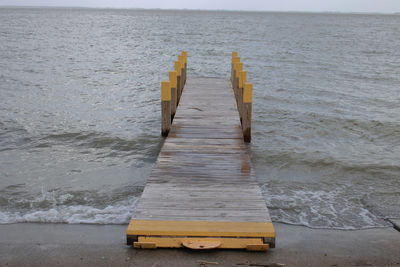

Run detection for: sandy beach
[[1, 222, 399, 266]]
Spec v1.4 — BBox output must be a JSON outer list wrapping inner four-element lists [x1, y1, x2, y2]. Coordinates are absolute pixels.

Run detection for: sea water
[[0, 8, 399, 229]]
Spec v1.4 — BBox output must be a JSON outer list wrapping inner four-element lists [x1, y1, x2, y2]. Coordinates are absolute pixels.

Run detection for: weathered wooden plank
[[134, 210, 269, 218], [131, 215, 268, 222], [139, 189, 264, 198], [137, 200, 268, 207]]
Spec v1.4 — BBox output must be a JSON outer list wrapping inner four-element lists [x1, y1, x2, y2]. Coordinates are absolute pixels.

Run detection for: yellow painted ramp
[[127, 220, 275, 251]]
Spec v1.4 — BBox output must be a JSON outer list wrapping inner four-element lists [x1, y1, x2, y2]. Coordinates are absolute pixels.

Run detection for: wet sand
[[1, 223, 399, 267]]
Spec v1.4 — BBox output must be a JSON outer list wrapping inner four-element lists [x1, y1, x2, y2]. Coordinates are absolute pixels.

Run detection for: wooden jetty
[[126, 52, 275, 251]]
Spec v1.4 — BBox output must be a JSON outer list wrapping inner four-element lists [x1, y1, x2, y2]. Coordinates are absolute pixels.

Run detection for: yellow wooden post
[[235, 63, 243, 79], [238, 70, 247, 124], [161, 81, 171, 137], [182, 51, 187, 85], [169, 70, 177, 120], [178, 54, 184, 91], [233, 62, 243, 103], [242, 82, 252, 142], [231, 56, 240, 86], [231, 52, 238, 83], [232, 51, 238, 59], [174, 60, 182, 105]]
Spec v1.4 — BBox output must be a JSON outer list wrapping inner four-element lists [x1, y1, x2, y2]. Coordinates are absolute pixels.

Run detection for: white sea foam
[[261, 184, 390, 230], [0, 196, 138, 224]]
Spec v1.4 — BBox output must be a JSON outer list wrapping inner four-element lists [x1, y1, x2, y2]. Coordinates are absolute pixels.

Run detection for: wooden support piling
[[178, 55, 185, 93], [242, 82, 252, 143], [235, 62, 243, 87], [158, 51, 188, 136], [169, 70, 177, 120], [231, 56, 240, 87], [231, 52, 238, 83], [238, 70, 247, 124], [230, 53, 252, 142], [174, 60, 182, 105], [182, 51, 187, 85], [161, 81, 171, 137], [233, 62, 243, 107]]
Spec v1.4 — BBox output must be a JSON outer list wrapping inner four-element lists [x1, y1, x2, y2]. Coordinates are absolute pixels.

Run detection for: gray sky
[[1, 0, 400, 13]]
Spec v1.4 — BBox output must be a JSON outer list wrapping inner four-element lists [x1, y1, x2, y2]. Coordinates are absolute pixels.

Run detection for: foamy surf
[[261, 183, 391, 230], [0, 196, 138, 224]]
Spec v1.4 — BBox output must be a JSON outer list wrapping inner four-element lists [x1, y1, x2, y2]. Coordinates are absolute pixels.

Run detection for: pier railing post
[[232, 57, 240, 93], [182, 51, 187, 85], [178, 55, 185, 94], [174, 60, 182, 105], [242, 82, 252, 142], [161, 81, 171, 137], [169, 70, 177, 120], [238, 70, 247, 125], [234, 62, 243, 106], [231, 51, 238, 83]]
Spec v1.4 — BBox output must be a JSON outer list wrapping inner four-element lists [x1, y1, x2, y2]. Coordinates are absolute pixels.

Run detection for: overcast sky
[[1, 0, 400, 13]]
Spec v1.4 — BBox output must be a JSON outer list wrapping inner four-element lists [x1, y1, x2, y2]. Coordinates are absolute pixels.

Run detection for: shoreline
[[1, 222, 399, 266]]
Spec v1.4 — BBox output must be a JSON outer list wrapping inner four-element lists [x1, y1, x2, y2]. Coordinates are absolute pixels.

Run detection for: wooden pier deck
[[126, 76, 275, 251]]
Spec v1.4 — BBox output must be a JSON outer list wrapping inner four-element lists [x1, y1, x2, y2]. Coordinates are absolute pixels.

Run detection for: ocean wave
[[0, 196, 138, 224], [0, 185, 144, 210], [251, 109, 400, 168], [250, 148, 400, 177], [260, 184, 391, 230], [42, 131, 160, 152], [0, 185, 142, 224], [255, 108, 400, 140], [0, 125, 162, 160]]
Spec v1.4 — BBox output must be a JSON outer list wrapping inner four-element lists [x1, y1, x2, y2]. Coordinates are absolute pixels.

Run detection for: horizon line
[[0, 5, 399, 15]]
